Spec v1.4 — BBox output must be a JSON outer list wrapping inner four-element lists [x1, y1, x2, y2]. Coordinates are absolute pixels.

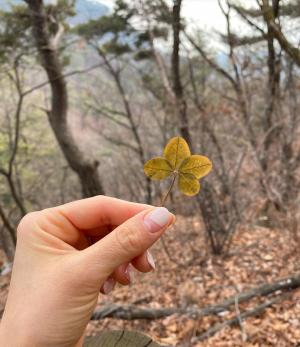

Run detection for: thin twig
[[234, 295, 247, 342], [23, 61, 112, 97], [160, 173, 177, 207], [198, 294, 287, 341], [159, 173, 179, 264]]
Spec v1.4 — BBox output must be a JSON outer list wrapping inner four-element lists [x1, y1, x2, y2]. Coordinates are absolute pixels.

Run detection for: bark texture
[[26, 0, 105, 197]]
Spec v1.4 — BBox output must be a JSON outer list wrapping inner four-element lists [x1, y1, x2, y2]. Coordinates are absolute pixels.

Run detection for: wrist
[[0, 316, 41, 347], [0, 325, 32, 347], [0, 320, 85, 347], [75, 335, 85, 347]]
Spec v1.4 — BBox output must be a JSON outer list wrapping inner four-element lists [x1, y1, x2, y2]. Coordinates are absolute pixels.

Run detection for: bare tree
[[138, 0, 246, 253], [259, 0, 300, 66], [0, 63, 27, 218], [25, 0, 105, 197], [92, 51, 152, 204], [171, 0, 192, 146]]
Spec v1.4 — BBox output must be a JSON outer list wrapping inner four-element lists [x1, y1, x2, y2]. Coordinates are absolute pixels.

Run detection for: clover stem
[[159, 172, 180, 265], [160, 172, 177, 207]]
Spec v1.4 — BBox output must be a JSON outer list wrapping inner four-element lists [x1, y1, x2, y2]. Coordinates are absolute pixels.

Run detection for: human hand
[[0, 196, 174, 347]]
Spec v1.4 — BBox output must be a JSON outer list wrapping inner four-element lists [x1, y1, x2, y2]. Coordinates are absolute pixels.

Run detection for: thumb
[[82, 207, 174, 276]]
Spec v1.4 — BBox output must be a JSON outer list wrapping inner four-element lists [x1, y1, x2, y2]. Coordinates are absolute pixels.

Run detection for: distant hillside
[[1, 0, 109, 24], [71, 0, 109, 25]]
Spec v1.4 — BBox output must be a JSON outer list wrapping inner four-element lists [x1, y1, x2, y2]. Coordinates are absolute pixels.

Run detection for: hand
[[0, 196, 174, 347]]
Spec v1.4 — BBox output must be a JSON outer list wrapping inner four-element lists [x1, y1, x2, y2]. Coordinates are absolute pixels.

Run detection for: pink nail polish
[[144, 207, 171, 233], [102, 278, 116, 294], [125, 264, 135, 283], [147, 251, 156, 270]]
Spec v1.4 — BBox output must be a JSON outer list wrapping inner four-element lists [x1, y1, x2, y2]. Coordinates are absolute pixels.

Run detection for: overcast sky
[[99, 0, 252, 34]]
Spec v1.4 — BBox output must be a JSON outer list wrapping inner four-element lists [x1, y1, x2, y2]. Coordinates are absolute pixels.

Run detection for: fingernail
[[144, 207, 171, 233], [147, 251, 156, 270], [102, 278, 116, 294], [125, 263, 135, 283]]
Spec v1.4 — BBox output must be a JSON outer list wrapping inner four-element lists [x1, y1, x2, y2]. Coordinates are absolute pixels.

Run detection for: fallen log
[[91, 273, 300, 321], [92, 305, 178, 320]]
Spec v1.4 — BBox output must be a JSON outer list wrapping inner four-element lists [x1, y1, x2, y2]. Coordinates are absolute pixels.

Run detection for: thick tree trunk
[[261, 0, 281, 173], [26, 0, 105, 198]]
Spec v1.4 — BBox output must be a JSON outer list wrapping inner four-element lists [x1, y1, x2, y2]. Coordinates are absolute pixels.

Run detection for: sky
[[98, 0, 252, 35], [95, 0, 254, 50]]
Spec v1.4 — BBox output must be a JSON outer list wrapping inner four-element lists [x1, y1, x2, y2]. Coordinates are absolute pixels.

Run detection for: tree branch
[[87, 104, 132, 130], [0, 205, 16, 245], [197, 294, 286, 341], [185, 32, 238, 89], [260, 0, 300, 66]]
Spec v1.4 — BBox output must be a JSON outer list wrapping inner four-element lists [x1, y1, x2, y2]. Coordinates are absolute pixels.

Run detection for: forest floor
[[1, 216, 300, 346]]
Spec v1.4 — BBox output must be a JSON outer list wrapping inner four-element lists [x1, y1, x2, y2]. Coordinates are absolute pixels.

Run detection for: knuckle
[[17, 211, 40, 237], [115, 224, 142, 254], [41, 207, 62, 226]]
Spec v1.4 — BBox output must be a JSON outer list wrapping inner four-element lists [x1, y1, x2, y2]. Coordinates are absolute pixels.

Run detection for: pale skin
[[0, 196, 174, 347]]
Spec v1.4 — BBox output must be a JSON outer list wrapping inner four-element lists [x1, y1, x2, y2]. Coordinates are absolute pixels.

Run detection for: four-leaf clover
[[144, 137, 212, 197]]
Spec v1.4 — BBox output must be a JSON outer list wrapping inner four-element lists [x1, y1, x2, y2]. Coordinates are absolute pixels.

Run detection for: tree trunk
[[172, 0, 192, 147], [26, 0, 105, 198], [171, 1, 232, 254]]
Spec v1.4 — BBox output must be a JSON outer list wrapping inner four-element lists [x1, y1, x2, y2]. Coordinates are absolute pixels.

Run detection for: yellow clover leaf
[[144, 136, 212, 198], [143, 157, 172, 180], [164, 136, 191, 170]]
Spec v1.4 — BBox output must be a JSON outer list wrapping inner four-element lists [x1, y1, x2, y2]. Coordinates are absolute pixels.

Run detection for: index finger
[[57, 195, 151, 230]]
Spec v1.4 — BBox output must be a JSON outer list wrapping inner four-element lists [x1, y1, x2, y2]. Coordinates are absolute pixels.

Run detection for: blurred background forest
[[0, 0, 300, 346]]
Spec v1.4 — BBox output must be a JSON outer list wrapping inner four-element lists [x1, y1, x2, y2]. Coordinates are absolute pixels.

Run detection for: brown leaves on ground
[[87, 216, 300, 346], [0, 216, 299, 346]]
